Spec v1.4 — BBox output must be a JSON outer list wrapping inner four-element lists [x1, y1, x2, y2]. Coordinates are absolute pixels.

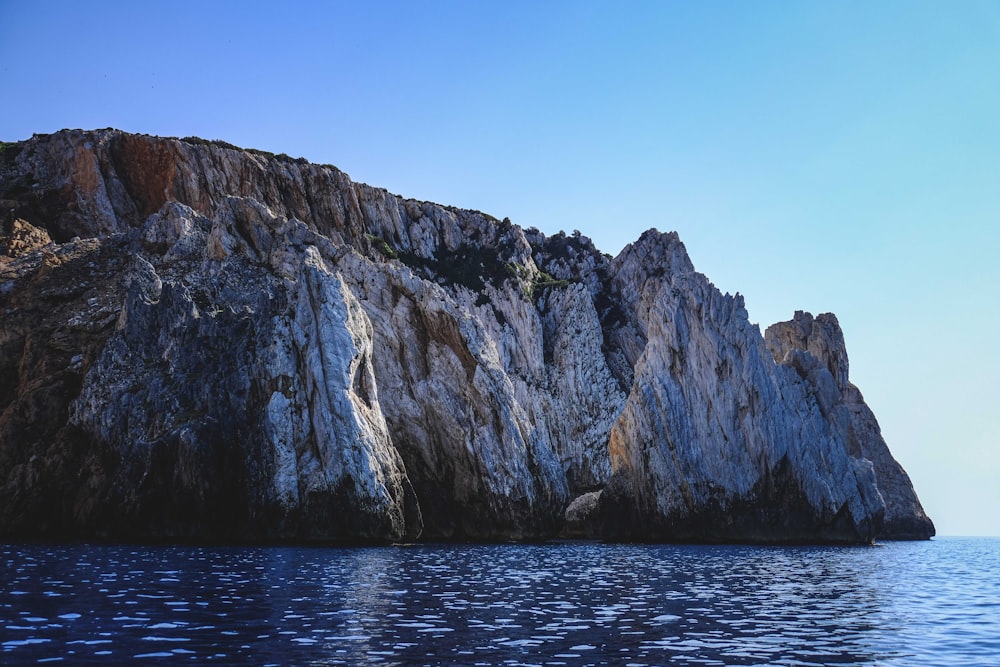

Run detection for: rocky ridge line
[[0, 129, 933, 543]]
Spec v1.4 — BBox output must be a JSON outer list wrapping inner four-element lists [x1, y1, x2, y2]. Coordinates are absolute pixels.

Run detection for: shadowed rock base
[[601, 456, 882, 544], [0, 129, 933, 544]]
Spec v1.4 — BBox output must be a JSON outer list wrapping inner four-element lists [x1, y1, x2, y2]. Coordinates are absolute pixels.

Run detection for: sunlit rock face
[[598, 232, 886, 543], [0, 129, 931, 543], [765, 312, 935, 540]]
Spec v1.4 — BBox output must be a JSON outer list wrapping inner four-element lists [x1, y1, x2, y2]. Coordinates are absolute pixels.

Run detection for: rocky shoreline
[[0, 129, 934, 543]]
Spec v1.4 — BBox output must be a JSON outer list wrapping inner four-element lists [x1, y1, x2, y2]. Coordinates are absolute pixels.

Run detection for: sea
[[1, 537, 997, 666]]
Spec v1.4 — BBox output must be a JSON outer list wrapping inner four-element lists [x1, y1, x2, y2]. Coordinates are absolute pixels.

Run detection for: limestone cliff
[[0, 129, 932, 543], [764, 312, 935, 539]]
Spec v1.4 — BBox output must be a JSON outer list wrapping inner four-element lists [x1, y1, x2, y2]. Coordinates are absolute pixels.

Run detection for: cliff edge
[[0, 130, 933, 542]]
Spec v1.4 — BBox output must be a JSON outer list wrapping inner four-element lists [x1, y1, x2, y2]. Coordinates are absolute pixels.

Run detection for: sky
[[2, 1, 998, 536]]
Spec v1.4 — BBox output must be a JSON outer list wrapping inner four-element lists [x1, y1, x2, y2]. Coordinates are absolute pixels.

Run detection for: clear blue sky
[[3, 1, 998, 536]]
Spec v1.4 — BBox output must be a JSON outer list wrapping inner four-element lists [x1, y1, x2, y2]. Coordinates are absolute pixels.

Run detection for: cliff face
[[764, 312, 935, 539], [0, 129, 933, 542]]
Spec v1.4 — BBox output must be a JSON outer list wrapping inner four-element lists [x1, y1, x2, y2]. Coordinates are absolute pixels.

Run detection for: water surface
[[2, 538, 997, 665]]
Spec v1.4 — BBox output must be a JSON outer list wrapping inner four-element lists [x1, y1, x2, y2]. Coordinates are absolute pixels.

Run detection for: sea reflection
[[3, 539, 998, 665]]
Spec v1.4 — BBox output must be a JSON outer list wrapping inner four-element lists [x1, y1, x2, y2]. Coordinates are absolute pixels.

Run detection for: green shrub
[[179, 137, 306, 164], [395, 239, 574, 305], [0, 140, 23, 164], [181, 136, 242, 152], [366, 234, 398, 259], [399, 243, 517, 293], [526, 270, 571, 302]]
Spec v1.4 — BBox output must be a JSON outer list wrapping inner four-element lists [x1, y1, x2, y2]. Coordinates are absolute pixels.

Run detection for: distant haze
[[2, 1, 996, 535]]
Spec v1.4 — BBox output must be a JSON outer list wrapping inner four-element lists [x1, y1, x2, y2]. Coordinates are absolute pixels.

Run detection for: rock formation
[[0, 129, 933, 543], [764, 311, 935, 539]]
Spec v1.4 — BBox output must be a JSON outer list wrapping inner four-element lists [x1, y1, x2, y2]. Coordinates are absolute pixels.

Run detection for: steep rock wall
[[600, 232, 885, 543], [765, 311, 935, 539], [0, 129, 933, 543]]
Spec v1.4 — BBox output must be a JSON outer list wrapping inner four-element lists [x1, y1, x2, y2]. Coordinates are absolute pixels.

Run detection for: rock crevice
[[0, 129, 933, 543]]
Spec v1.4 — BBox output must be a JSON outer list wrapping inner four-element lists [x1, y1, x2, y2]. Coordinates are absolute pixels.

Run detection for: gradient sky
[[2, 1, 998, 536]]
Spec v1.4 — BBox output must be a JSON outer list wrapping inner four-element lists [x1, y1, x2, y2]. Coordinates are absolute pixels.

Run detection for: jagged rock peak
[[765, 312, 934, 540], [0, 129, 933, 544], [765, 310, 850, 391]]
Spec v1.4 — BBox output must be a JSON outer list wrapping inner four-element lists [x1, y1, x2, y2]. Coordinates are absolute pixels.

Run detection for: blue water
[[1, 538, 997, 666]]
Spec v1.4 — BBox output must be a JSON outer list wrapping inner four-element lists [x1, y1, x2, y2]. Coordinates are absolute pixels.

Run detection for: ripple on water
[[1, 539, 998, 665]]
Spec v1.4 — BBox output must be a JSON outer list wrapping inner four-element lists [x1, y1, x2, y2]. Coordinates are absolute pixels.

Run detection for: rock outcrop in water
[[764, 311, 935, 540], [0, 129, 933, 543]]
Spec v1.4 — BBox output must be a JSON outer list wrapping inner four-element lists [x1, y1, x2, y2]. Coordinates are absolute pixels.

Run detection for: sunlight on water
[[1, 538, 997, 665]]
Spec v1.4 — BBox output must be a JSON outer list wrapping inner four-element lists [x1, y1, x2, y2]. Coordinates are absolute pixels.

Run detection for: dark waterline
[[2, 538, 998, 666]]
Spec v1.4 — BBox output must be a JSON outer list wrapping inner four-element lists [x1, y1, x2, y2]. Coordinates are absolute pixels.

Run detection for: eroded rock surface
[[0, 129, 933, 543], [599, 233, 885, 543], [765, 311, 935, 539]]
